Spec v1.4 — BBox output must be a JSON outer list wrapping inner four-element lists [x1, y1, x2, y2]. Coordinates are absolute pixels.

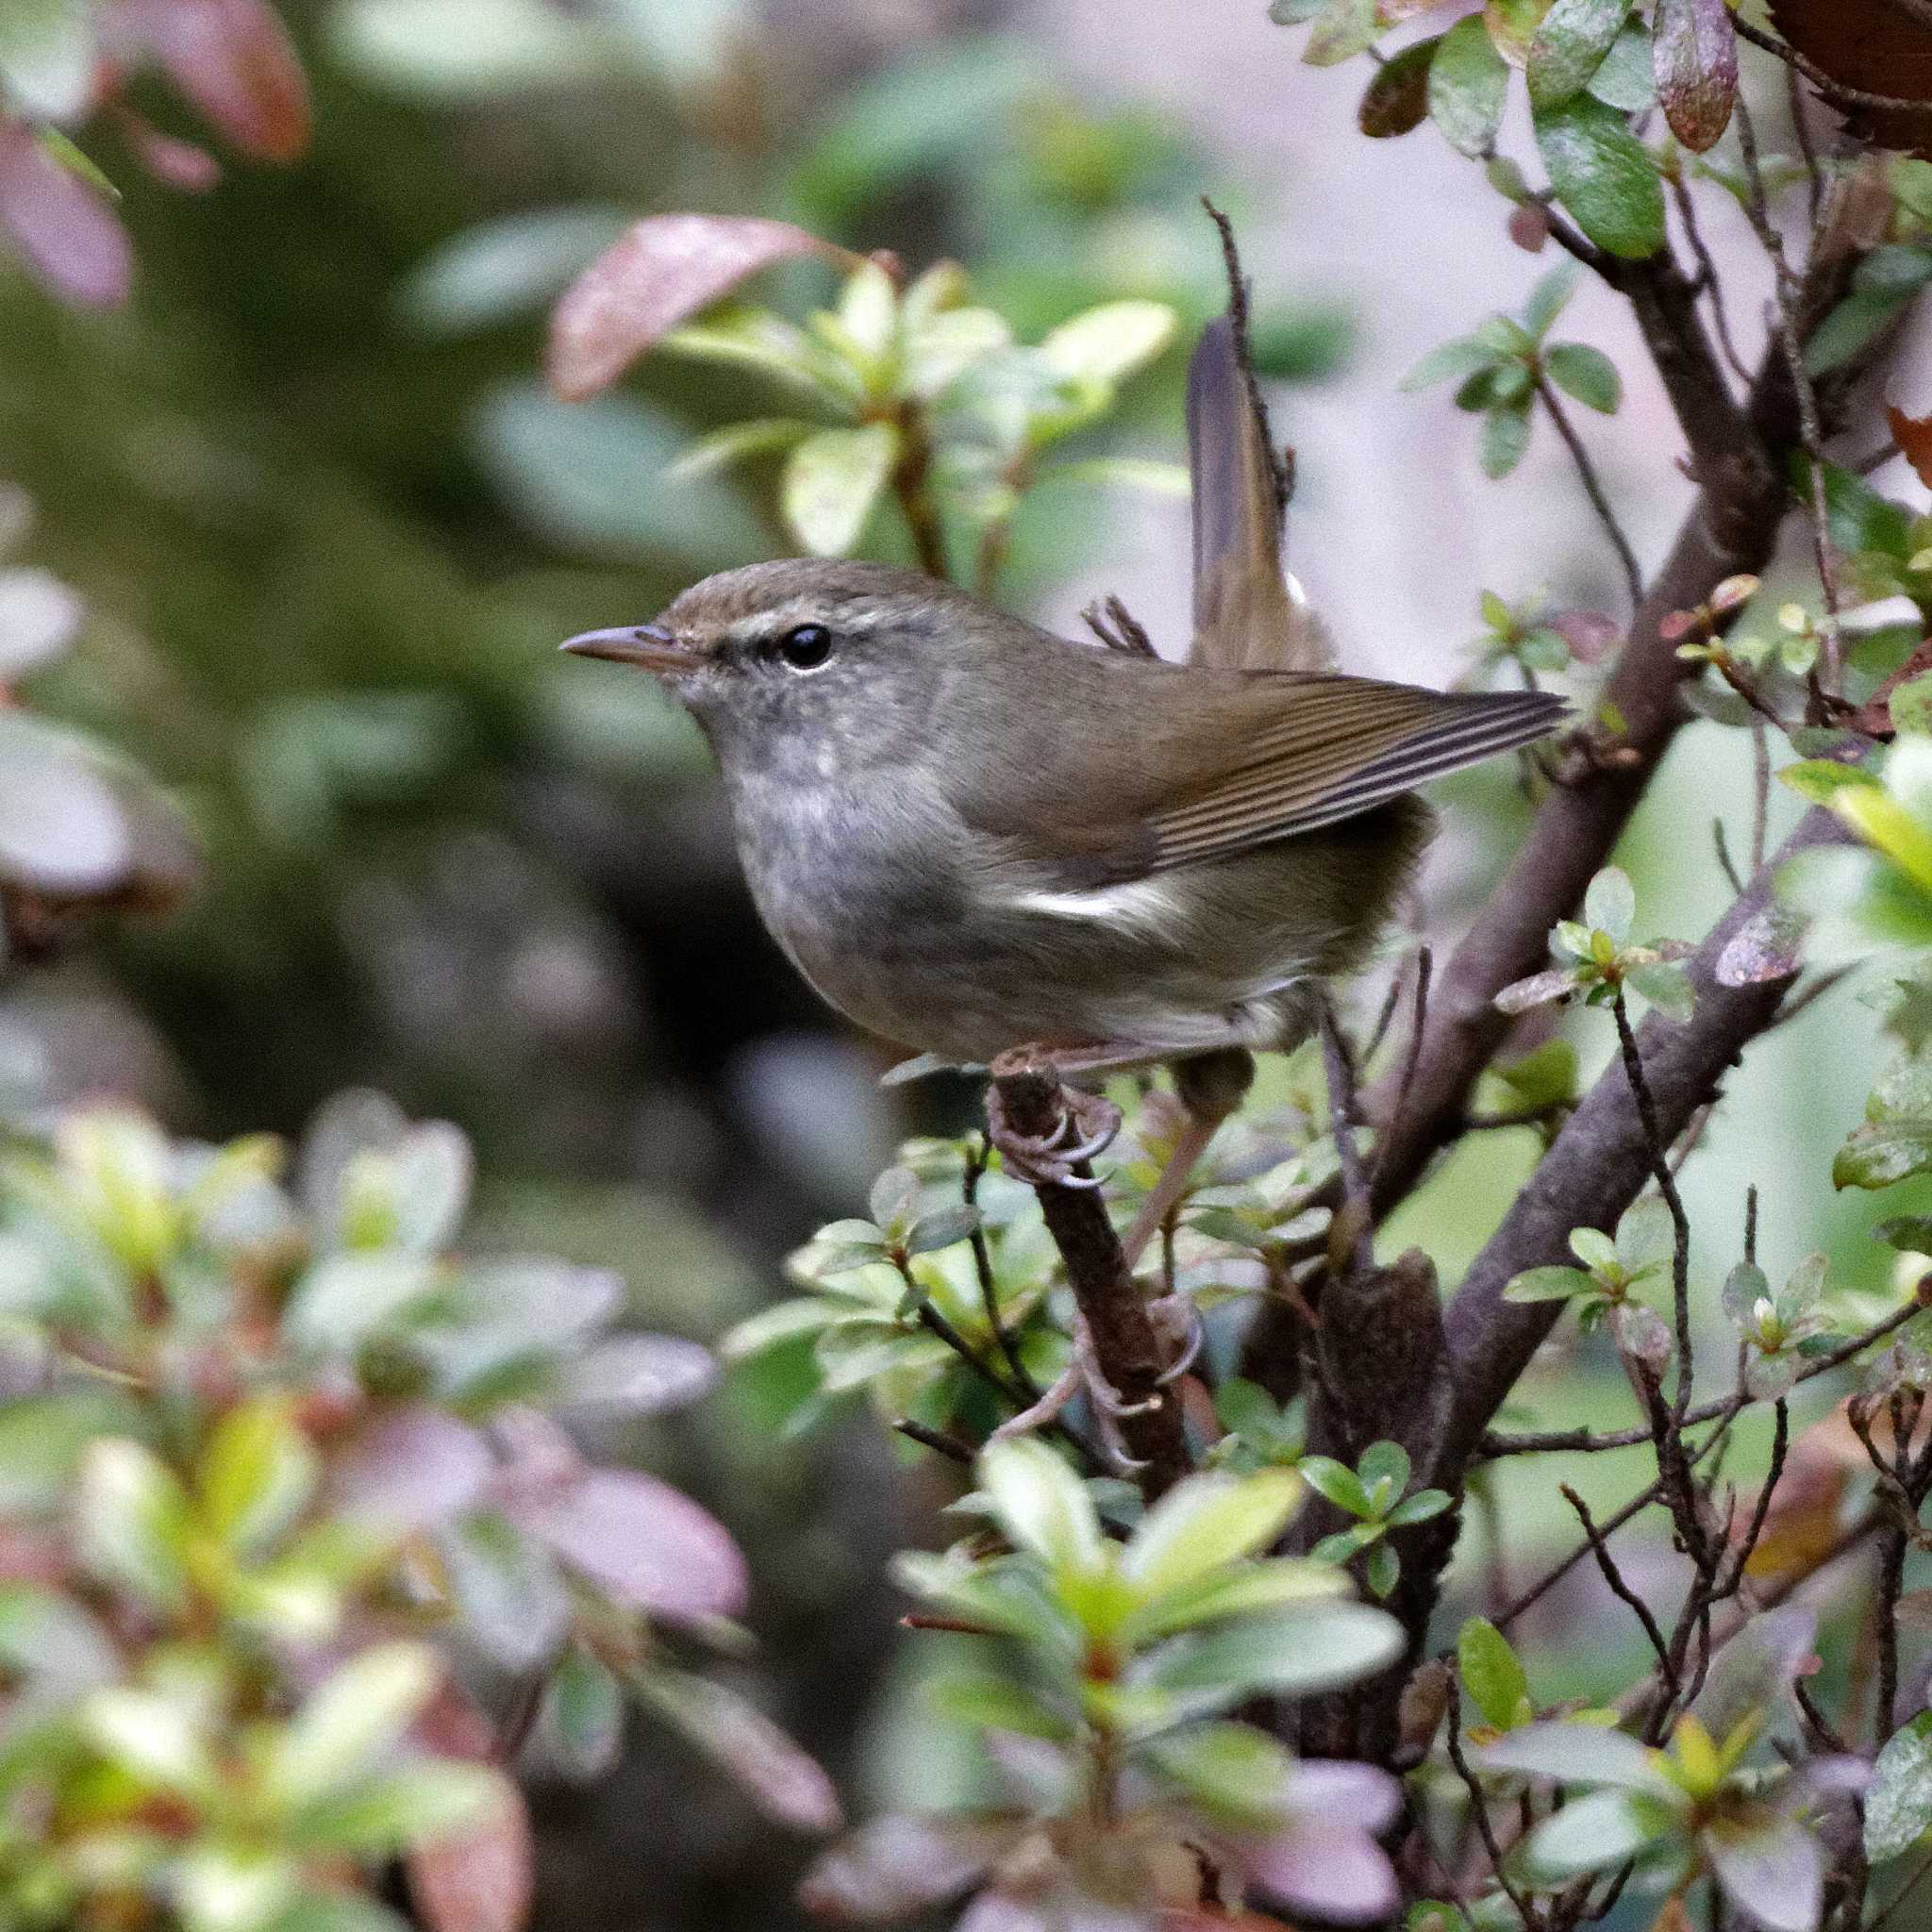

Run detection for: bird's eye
[[776, 623, 833, 672]]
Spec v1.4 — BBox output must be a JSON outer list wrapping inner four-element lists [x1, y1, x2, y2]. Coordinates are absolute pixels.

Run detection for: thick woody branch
[[1429, 809, 1851, 1485], [988, 1058, 1191, 1497]]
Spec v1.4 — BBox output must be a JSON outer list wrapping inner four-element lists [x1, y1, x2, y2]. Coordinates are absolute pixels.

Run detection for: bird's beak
[[558, 622, 689, 673]]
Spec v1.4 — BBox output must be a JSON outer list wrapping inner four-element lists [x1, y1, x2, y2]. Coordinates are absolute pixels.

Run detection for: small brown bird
[[563, 304, 1563, 1249]]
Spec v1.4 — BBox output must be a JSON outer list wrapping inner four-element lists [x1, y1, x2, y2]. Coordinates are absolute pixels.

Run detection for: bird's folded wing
[[963, 675, 1567, 886], [1141, 677, 1564, 871]]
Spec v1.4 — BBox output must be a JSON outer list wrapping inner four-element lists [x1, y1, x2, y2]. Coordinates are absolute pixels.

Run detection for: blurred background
[[3, 0, 1927, 1924]]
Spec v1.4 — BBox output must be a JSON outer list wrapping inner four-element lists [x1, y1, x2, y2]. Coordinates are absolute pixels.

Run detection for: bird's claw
[[986, 1082, 1124, 1187], [1148, 1292, 1205, 1386], [989, 1310, 1150, 1476]]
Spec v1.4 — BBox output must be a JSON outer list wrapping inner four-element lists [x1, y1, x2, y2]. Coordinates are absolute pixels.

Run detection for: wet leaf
[[1534, 94, 1665, 259], [1653, 0, 1737, 152], [547, 214, 861, 401], [1867, 1709, 1932, 1861], [1527, 0, 1629, 109], [1429, 13, 1510, 157]]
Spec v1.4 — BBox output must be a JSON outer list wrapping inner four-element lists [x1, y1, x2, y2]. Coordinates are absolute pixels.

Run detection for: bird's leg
[[990, 1307, 1154, 1475], [1119, 1047, 1255, 1270]]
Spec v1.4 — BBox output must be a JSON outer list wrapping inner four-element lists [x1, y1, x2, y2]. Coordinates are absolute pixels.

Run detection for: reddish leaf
[[407, 1776, 534, 1932], [1508, 201, 1552, 251], [114, 0, 311, 162], [547, 213, 862, 402], [1653, 0, 1737, 153], [647, 1671, 842, 1832], [0, 122, 131, 308], [506, 1467, 747, 1621], [1767, 0, 1932, 155], [116, 108, 222, 192], [800, 1816, 1021, 1922], [327, 1407, 492, 1540], [1890, 402, 1932, 490]]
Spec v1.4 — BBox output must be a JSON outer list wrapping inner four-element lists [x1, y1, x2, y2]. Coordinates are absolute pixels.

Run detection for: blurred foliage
[[0, 1089, 835, 1932]]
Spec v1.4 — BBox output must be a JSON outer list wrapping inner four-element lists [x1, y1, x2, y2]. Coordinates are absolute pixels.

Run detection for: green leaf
[[1807, 288, 1922, 378], [1480, 1720, 1675, 1793], [1120, 1469, 1302, 1598], [781, 423, 898, 558], [1527, 0, 1629, 109], [1357, 1439, 1410, 1495], [1481, 404, 1532, 478], [1146, 1601, 1406, 1702], [1570, 1226, 1619, 1273], [200, 1398, 319, 1558], [1304, 0, 1380, 66], [1364, 1540, 1400, 1597], [295, 1761, 503, 1855], [666, 418, 816, 481], [269, 1643, 440, 1812], [1584, 865, 1635, 941], [1142, 1720, 1294, 1822], [1485, 0, 1553, 67], [1545, 341, 1622, 413], [1429, 13, 1510, 157], [1778, 758, 1879, 806], [1401, 337, 1504, 391], [1523, 262, 1580, 340], [1893, 674, 1932, 739], [1523, 1787, 1676, 1878], [1533, 94, 1665, 259], [926, 1670, 1073, 1740], [1868, 1710, 1932, 1862], [1296, 1454, 1372, 1518], [1121, 1557, 1347, 1642], [80, 1687, 216, 1795], [1628, 959, 1695, 1023], [1386, 1488, 1454, 1527], [1814, 460, 1913, 564], [979, 1439, 1105, 1574], [283, 1253, 441, 1355], [1039, 301, 1177, 387], [75, 1439, 191, 1613], [1458, 1617, 1531, 1730], [1585, 19, 1656, 111], [545, 1647, 625, 1777], [1837, 1059, 1932, 1191], [1504, 1264, 1596, 1303]]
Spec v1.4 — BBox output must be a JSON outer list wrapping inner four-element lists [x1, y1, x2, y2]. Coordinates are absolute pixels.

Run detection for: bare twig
[[1562, 1482, 1679, 1694], [1536, 375, 1643, 612], [895, 1417, 975, 1464]]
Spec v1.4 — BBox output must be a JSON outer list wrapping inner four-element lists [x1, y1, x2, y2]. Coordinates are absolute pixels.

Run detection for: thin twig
[[1613, 989, 1694, 1425], [1735, 92, 1844, 697], [1668, 170, 1751, 389], [1562, 1483, 1680, 1694], [1446, 1694, 1542, 1932], [895, 1417, 975, 1464], [1481, 1294, 1923, 1456], [965, 1136, 1041, 1399], [1536, 374, 1643, 613], [1375, 947, 1433, 1185]]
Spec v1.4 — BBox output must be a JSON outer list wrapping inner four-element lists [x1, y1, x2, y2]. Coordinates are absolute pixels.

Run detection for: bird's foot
[[985, 1054, 1124, 1188], [990, 1309, 1150, 1475], [1146, 1292, 1205, 1387]]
